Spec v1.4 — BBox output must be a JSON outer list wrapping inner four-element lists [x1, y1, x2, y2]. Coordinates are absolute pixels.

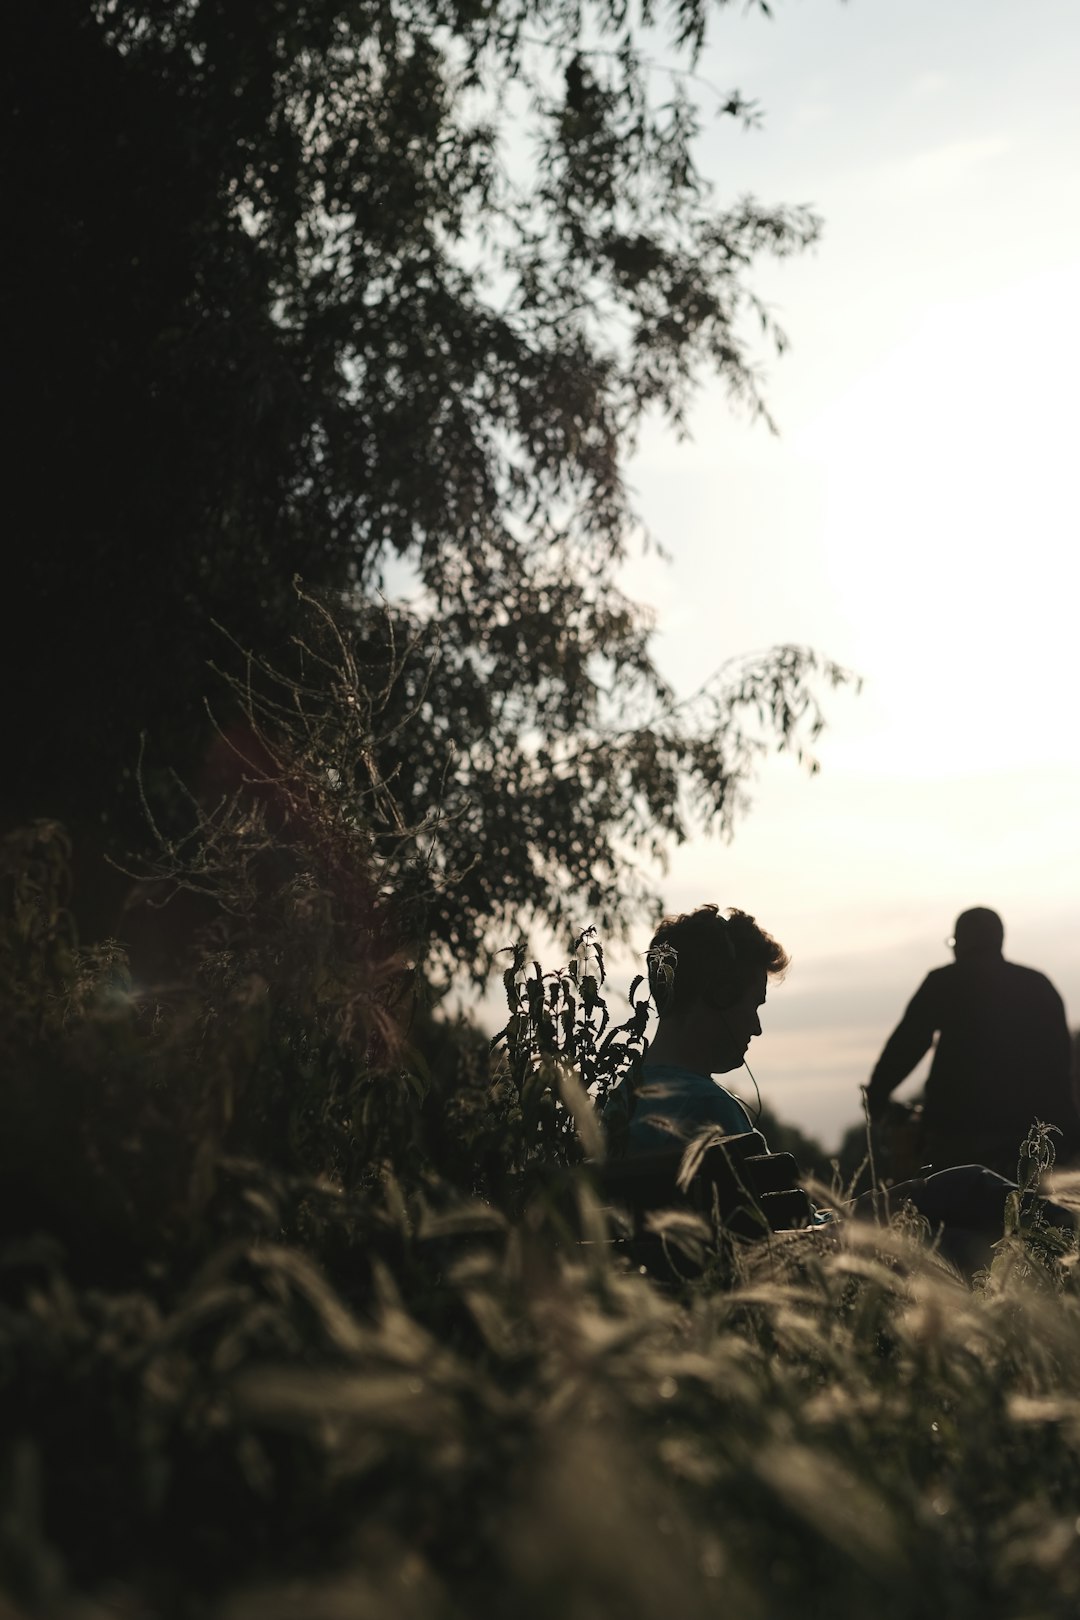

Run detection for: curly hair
[[646, 904, 789, 1018]]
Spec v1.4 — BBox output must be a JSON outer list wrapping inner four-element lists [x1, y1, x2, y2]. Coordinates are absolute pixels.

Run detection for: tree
[[6, 0, 854, 967]]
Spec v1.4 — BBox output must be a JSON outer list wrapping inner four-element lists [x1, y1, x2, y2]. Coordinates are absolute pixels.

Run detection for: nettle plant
[[986, 1120, 1077, 1291], [492, 928, 650, 1172]]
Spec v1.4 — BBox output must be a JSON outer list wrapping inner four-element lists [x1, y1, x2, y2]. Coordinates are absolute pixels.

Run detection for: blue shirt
[[624, 1062, 757, 1156], [608, 1062, 835, 1227]]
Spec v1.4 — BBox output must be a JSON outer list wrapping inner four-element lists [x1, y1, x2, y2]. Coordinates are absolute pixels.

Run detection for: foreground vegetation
[[4, 816, 1080, 1620]]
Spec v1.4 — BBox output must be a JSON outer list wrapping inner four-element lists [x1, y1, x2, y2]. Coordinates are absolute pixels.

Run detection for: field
[[4, 823, 1080, 1620]]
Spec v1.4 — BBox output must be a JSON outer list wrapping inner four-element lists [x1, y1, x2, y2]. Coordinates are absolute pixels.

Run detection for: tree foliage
[[7, 0, 852, 963]]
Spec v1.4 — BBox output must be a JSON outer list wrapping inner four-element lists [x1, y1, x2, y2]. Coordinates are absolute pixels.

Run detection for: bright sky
[[613, 0, 1080, 1148]]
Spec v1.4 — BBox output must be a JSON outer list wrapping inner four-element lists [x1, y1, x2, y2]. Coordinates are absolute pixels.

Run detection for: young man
[[615, 904, 786, 1154]]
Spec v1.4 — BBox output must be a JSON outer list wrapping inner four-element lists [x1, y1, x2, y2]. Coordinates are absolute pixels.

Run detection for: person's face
[[702, 967, 767, 1074]]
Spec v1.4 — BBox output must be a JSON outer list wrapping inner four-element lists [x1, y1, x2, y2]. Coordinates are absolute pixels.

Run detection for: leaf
[[554, 1059, 605, 1161]]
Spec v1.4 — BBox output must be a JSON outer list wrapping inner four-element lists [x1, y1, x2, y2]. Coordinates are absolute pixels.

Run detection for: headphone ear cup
[[647, 943, 678, 1015]]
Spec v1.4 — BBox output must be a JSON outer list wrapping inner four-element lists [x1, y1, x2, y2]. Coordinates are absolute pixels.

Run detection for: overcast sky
[[608, 0, 1080, 1147]]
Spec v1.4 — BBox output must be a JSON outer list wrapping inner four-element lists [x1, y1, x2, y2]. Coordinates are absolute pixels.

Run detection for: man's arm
[[866, 977, 940, 1119], [1037, 979, 1078, 1149], [1048, 984, 1072, 1080]]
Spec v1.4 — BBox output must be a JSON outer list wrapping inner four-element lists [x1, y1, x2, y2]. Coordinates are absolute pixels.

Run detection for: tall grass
[[5, 815, 1080, 1620]]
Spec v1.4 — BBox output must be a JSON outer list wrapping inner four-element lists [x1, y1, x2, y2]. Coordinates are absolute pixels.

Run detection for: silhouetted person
[[606, 904, 788, 1155], [867, 908, 1077, 1178]]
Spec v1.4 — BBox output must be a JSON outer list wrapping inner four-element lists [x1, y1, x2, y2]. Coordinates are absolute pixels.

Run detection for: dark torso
[[922, 958, 1073, 1165]]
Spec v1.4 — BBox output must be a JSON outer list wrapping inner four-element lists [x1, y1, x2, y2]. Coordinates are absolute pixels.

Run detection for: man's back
[[869, 951, 1075, 1175]]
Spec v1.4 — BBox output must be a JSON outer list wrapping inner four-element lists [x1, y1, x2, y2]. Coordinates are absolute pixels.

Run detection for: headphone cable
[[741, 1053, 763, 1127]]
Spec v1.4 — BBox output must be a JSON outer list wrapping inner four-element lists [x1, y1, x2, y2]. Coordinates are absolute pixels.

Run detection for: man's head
[[951, 907, 1005, 960], [646, 904, 789, 1074]]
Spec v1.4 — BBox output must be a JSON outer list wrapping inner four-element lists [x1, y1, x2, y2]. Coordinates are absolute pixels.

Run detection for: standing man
[[866, 908, 1077, 1177]]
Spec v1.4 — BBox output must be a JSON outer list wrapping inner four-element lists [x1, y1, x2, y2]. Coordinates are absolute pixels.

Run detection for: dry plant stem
[[860, 1083, 889, 1225]]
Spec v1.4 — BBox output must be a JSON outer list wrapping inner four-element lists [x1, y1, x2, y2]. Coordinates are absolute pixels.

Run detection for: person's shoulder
[[640, 1063, 713, 1087], [635, 1063, 713, 1106], [639, 1065, 752, 1128], [1002, 960, 1064, 997]]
